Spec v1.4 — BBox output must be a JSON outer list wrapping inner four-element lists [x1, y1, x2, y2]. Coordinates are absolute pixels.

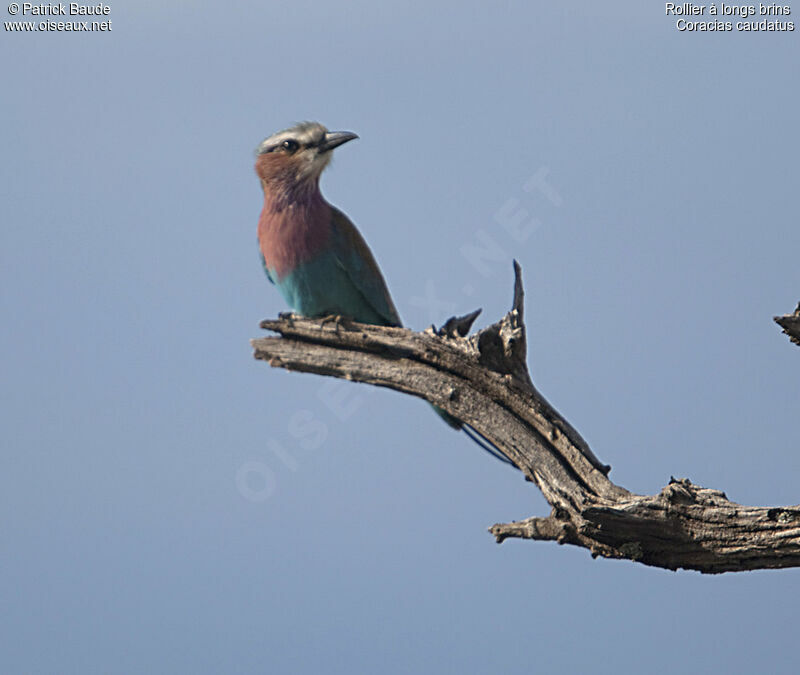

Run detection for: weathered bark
[[252, 263, 800, 574], [775, 303, 800, 347]]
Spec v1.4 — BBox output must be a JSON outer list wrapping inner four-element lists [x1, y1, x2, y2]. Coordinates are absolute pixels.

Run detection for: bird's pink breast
[[258, 198, 332, 280]]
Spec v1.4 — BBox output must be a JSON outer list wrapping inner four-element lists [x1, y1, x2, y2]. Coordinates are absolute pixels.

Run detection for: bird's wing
[[259, 248, 276, 284], [330, 207, 402, 327]]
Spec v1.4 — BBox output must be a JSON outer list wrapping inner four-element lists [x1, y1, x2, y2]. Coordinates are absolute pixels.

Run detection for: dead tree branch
[[252, 263, 800, 574], [775, 303, 800, 347]]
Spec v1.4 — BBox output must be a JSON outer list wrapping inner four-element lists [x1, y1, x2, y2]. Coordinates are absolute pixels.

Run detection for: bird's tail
[[462, 423, 516, 467], [432, 404, 516, 467], [432, 404, 462, 429]]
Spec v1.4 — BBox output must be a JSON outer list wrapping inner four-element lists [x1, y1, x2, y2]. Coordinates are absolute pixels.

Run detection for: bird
[[254, 121, 513, 466]]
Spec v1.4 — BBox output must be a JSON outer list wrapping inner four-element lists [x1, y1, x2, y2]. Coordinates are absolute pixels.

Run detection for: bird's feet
[[278, 311, 298, 327], [319, 314, 355, 333]]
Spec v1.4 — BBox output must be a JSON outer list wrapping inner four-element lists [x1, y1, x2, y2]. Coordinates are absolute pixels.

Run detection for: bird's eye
[[282, 139, 300, 153]]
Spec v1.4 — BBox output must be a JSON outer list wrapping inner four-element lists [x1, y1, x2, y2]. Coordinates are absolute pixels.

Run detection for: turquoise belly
[[272, 250, 390, 326]]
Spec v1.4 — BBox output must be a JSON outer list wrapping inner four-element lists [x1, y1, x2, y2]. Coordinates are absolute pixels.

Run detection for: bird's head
[[255, 122, 358, 198]]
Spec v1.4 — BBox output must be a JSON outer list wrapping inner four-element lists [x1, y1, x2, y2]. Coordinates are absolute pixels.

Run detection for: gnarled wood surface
[[252, 263, 800, 574], [775, 302, 800, 347]]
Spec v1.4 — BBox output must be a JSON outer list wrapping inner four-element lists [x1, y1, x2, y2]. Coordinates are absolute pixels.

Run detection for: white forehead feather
[[256, 121, 328, 155]]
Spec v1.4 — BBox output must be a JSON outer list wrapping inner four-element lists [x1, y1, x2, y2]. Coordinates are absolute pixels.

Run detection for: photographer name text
[[11, 3, 109, 15]]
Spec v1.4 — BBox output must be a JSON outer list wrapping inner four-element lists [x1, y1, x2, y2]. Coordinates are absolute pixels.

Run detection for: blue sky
[[2, 2, 798, 673]]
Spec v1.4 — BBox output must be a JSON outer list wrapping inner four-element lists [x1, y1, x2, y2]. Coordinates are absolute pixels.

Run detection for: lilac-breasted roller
[[255, 122, 400, 328], [255, 122, 512, 465]]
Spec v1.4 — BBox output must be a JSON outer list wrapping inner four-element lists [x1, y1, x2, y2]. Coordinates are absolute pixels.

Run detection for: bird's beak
[[318, 131, 359, 153]]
